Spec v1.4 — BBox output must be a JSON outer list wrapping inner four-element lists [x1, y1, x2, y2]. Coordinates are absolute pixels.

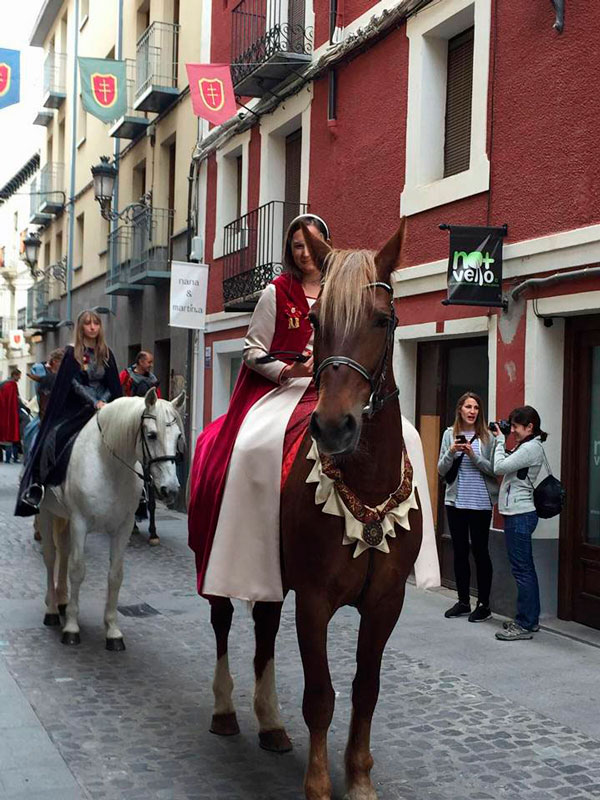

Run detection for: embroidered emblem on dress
[[305, 439, 419, 557]]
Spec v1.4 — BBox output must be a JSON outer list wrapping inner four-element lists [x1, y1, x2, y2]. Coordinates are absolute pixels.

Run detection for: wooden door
[[560, 318, 600, 629]]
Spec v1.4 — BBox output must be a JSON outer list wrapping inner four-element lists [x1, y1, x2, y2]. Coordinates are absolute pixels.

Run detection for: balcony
[[43, 51, 67, 109], [223, 200, 307, 311], [38, 163, 65, 216], [134, 22, 180, 113], [109, 59, 151, 140], [129, 207, 175, 284], [33, 109, 53, 127], [106, 225, 143, 296], [27, 278, 60, 329], [231, 0, 312, 97], [0, 317, 14, 340], [17, 307, 27, 330], [29, 177, 52, 225]]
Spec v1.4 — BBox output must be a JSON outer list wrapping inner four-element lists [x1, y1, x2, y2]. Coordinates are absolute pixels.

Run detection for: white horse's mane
[[95, 396, 180, 457]]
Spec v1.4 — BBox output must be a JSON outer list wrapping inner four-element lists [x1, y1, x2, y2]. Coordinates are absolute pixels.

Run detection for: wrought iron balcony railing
[[43, 51, 67, 108], [29, 163, 65, 223], [223, 199, 308, 311], [231, 0, 312, 96], [134, 21, 180, 112], [129, 207, 175, 283], [17, 307, 27, 330], [109, 59, 150, 139], [106, 224, 142, 295], [0, 317, 15, 340], [27, 275, 60, 329]]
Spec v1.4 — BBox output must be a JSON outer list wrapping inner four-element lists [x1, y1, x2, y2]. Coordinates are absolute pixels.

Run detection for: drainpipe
[[110, 0, 124, 318], [510, 266, 600, 303], [66, 0, 80, 324]]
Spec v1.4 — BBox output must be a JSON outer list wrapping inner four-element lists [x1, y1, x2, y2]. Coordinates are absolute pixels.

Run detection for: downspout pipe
[[66, 0, 80, 323], [110, 0, 124, 317], [510, 266, 600, 303]]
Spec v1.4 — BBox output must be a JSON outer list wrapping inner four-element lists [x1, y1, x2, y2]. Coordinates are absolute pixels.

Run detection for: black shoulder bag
[[443, 434, 476, 485], [530, 451, 566, 519]]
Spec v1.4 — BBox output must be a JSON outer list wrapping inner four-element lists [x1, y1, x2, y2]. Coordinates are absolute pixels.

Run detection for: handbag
[[442, 434, 476, 485], [531, 451, 566, 519]]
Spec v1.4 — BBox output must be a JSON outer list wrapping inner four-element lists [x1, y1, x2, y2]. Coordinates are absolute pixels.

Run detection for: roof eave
[[30, 0, 64, 47]]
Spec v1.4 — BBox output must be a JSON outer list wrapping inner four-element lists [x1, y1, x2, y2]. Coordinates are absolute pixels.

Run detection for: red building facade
[[193, 0, 600, 630]]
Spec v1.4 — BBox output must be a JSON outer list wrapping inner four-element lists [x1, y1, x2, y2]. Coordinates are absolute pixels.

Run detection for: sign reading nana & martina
[[169, 261, 209, 330], [443, 224, 507, 308]]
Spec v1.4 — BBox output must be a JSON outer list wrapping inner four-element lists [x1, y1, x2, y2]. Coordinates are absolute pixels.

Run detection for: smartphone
[[455, 434, 467, 444]]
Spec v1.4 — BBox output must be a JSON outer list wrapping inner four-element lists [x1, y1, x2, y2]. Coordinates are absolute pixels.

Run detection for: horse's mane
[[319, 249, 378, 338], [96, 396, 181, 456]]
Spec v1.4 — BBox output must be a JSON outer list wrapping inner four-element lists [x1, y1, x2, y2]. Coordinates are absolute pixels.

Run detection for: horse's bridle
[[97, 410, 184, 484], [313, 281, 399, 419]]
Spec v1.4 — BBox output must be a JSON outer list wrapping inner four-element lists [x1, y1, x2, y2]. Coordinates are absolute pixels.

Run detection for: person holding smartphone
[[438, 392, 498, 622]]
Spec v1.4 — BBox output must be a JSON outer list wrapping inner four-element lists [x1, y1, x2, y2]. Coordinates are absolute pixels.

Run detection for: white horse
[[39, 388, 185, 650]]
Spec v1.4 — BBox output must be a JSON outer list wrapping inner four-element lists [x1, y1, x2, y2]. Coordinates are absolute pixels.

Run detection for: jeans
[[503, 511, 540, 630], [446, 506, 493, 606]]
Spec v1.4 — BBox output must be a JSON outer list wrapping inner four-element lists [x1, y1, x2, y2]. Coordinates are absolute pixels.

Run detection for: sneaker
[[503, 620, 540, 632], [468, 603, 491, 623], [444, 601, 471, 618], [495, 621, 533, 641]]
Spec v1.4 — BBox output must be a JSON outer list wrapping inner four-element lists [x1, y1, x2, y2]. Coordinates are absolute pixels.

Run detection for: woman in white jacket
[[492, 406, 547, 641]]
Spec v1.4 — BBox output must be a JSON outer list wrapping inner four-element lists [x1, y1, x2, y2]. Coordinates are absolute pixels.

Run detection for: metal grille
[[43, 51, 67, 97], [17, 308, 26, 330], [231, 0, 312, 86], [107, 224, 133, 288], [444, 27, 474, 179], [39, 162, 65, 196], [135, 21, 180, 100], [124, 58, 145, 117], [129, 207, 174, 278], [223, 200, 307, 308]]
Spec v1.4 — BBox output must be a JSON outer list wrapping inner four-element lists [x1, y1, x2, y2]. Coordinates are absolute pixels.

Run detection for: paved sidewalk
[[0, 461, 599, 799]]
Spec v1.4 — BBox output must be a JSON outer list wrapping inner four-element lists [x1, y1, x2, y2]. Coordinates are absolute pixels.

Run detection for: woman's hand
[[462, 442, 475, 458], [95, 401, 107, 410], [282, 354, 314, 380]]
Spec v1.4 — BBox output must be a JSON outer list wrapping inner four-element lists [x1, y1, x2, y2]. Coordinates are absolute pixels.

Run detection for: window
[[213, 132, 250, 259], [444, 28, 474, 178], [401, 0, 491, 216], [75, 213, 84, 269]]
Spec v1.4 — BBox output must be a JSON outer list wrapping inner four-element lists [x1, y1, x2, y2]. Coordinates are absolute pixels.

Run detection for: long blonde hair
[[452, 391, 490, 443], [74, 310, 109, 368]]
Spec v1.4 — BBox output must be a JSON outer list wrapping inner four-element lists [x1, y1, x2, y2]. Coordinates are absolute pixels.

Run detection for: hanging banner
[[79, 57, 127, 122], [0, 48, 20, 110], [186, 63, 237, 126], [443, 224, 507, 307], [9, 330, 24, 351], [169, 261, 209, 330]]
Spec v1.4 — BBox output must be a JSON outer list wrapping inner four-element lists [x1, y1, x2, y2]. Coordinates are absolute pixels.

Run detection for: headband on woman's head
[[289, 213, 330, 241]]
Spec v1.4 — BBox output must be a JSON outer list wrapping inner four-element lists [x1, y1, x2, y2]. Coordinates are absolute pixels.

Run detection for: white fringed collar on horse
[[193, 217, 440, 800]]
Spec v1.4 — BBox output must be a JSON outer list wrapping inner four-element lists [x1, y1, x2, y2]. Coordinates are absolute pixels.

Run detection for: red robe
[[0, 381, 20, 443], [188, 274, 313, 593]]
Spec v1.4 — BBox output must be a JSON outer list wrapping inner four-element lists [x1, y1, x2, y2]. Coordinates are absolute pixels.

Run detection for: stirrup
[[22, 483, 45, 509]]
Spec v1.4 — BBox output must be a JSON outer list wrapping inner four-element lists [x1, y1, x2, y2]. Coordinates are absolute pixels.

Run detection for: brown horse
[[208, 221, 423, 800]]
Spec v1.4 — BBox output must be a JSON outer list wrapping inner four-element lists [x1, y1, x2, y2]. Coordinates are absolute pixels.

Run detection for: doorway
[[154, 338, 171, 399], [560, 316, 600, 629], [416, 337, 489, 590]]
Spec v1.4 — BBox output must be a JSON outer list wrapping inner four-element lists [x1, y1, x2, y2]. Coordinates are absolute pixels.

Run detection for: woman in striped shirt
[[438, 392, 498, 623]]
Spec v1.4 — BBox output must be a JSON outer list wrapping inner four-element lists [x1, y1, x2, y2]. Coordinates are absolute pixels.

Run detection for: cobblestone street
[[1, 462, 599, 800]]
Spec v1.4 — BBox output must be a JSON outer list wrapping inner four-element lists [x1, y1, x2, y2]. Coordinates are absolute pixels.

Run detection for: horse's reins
[[96, 411, 184, 485]]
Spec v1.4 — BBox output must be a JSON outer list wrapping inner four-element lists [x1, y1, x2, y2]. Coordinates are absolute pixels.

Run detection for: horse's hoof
[[259, 729, 293, 753], [43, 613, 61, 627], [210, 712, 240, 736], [106, 637, 126, 652], [148, 535, 160, 547], [61, 631, 81, 646], [58, 604, 67, 617]]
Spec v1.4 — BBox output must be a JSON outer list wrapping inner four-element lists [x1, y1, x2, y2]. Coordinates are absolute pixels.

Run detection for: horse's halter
[[313, 281, 399, 419]]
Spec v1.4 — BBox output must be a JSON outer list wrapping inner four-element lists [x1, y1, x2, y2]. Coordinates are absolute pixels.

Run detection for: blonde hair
[[74, 310, 109, 368], [319, 249, 377, 339]]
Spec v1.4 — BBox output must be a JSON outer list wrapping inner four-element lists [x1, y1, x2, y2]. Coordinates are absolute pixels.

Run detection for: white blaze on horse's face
[[140, 389, 186, 505]]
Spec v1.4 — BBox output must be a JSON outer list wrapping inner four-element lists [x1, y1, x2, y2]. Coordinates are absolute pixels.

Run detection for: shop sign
[[169, 261, 209, 330], [443, 224, 507, 308]]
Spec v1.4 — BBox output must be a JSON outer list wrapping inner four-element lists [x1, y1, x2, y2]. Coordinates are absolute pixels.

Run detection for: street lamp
[[23, 232, 42, 274], [91, 156, 151, 223]]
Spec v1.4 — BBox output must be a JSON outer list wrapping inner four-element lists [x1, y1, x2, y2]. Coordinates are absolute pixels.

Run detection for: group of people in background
[[439, 393, 549, 641]]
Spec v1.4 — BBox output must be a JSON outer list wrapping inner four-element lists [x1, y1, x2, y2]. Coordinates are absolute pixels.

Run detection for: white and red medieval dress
[[188, 273, 440, 602]]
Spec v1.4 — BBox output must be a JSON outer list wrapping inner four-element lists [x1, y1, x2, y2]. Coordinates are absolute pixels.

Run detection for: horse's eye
[[374, 316, 389, 328], [147, 431, 158, 441]]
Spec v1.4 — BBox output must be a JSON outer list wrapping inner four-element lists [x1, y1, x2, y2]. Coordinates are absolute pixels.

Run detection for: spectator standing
[[438, 392, 498, 623]]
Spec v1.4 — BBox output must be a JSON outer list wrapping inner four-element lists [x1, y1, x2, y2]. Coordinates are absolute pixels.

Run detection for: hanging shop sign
[[442, 224, 508, 308], [169, 261, 209, 330]]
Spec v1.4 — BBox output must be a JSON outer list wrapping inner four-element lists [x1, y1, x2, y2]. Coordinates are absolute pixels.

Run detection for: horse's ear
[[145, 387, 158, 409], [300, 221, 332, 273], [375, 217, 407, 281], [171, 391, 186, 412]]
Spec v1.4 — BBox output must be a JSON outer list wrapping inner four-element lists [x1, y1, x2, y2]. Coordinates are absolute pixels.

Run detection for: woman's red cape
[[188, 274, 313, 593], [0, 381, 20, 442]]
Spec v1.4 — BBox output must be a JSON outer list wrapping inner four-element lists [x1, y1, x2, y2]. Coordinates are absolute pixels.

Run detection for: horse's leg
[[104, 527, 130, 651], [209, 597, 239, 736], [297, 594, 335, 800], [54, 518, 70, 615], [40, 511, 60, 627], [253, 601, 291, 753], [147, 482, 159, 546], [344, 598, 403, 800], [61, 514, 87, 646]]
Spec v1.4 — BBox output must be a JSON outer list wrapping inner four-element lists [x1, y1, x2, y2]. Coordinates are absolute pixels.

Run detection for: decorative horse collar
[[306, 439, 418, 557]]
